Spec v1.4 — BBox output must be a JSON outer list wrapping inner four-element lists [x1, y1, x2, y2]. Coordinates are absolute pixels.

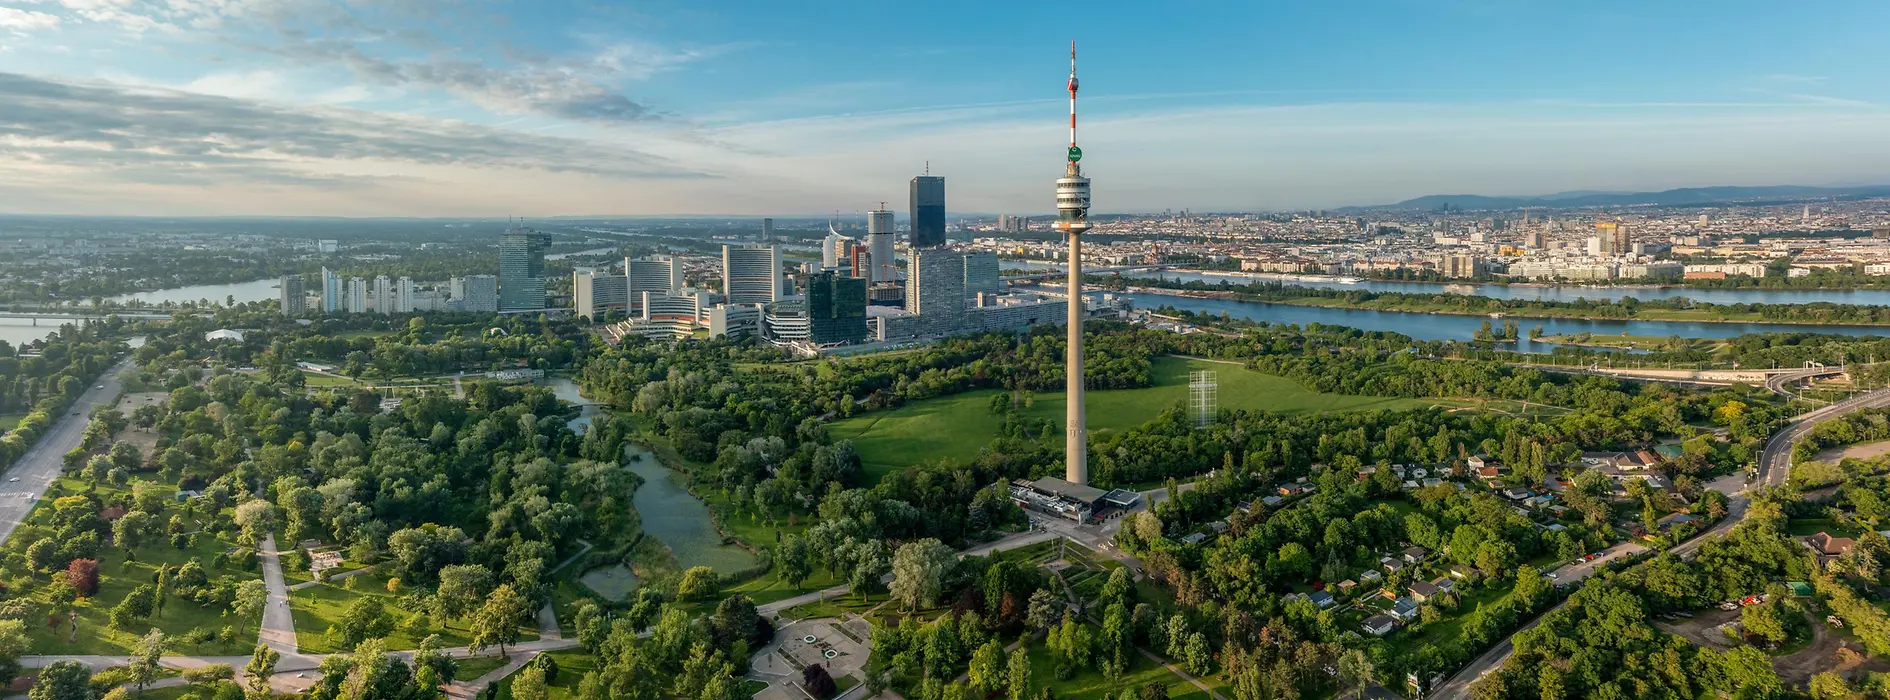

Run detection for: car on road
[[95, 385, 104, 390], [5, 478, 16, 483]]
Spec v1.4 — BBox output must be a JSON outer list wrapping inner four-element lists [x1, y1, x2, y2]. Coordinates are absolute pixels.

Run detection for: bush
[[531, 653, 560, 684]]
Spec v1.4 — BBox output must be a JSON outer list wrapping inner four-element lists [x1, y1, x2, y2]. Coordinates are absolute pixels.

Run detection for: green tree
[[28, 661, 92, 700], [1006, 647, 1031, 700], [677, 567, 719, 601], [890, 539, 955, 611], [0, 620, 27, 689], [434, 564, 495, 626], [511, 665, 547, 700], [129, 628, 165, 692], [470, 584, 526, 657], [778, 535, 811, 591], [243, 644, 280, 700], [339, 597, 394, 649], [968, 640, 1005, 695]]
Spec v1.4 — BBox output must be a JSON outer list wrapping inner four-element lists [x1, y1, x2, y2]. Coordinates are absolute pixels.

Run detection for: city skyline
[[5, 1, 1890, 216]]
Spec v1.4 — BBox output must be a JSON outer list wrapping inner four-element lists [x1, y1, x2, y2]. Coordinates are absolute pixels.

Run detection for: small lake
[[624, 444, 758, 574], [540, 376, 596, 434]]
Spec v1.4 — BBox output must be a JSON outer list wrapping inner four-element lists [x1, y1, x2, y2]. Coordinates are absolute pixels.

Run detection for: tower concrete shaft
[[1055, 40, 1092, 485]]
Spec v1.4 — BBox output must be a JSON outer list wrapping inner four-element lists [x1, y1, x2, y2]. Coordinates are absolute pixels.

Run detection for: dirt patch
[[1815, 440, 1890, 464], [1773, 615, 1858, 687], [112, 392, 169, 460], [1654, 608, 1741, 649]]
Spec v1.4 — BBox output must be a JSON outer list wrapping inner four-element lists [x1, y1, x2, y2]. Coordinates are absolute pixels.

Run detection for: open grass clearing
[[832, 356, 1440, 483]]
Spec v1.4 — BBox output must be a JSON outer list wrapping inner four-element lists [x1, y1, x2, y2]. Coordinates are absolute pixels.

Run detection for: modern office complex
[[909, 175, 946, 249], [907, 248, 967, 336], [804, 271, 869, 345], [963, 251, 1001, 298], [450, 275, 499, 313], [574, 270, 630, 320], [498, 227, 552, 312], [280, 275, 306, 316], [722, 245, 782, 305], [867, 207, 897, 284], [626, 255, 684, 314]]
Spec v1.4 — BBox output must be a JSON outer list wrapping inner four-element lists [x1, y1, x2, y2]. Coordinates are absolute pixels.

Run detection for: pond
[[540, 376, 596, 434], [624, 444, 759, 574]]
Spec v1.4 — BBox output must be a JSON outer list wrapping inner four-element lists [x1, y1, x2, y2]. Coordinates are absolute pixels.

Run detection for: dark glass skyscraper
[[498, 227, 552, 311], [909, 175, 945, 249], [806, 271, 868, 345]]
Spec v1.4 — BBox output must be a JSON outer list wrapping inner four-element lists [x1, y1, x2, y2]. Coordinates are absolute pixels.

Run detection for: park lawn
[[1787, 518, 1865, 538], [1021, 632, 1202, 700], [288, 570, 538, 654], [831, 357, 1435, 484], [300, 371, 359, 387], [488, 650, 598, 700], [21, 530, 264, 656], [0, 413, 24, 432], [454, 654, 513, 682], [727, 566, 845, 607], [701, 489, 815, 550]]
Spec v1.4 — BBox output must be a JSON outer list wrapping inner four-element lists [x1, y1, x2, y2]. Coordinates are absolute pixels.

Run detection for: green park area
[[830, 356, 1438, 482], [16, 476, 264, 656], [0, 413, 24, 432], [287, 569, 540, 653]]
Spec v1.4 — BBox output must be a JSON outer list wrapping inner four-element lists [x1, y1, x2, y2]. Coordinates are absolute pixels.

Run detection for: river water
[[1005, 261, 1890, 306], [624, 445, 759, 574]]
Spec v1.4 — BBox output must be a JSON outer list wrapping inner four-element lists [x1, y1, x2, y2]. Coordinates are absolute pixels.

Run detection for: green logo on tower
[[1067, 146, 1082, 162]]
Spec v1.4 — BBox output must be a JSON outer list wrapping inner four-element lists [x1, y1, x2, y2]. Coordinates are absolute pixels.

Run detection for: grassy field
[[484, 649, 598, 700], [454, 654, 513, 681], [830, 356, 1436, 482], [0, 413, 24, 432], [287, 570, 539, 653], [1021, 628, 1208, 700]]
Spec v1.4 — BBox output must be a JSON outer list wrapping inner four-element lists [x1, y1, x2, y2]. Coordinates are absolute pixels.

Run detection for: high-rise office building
[[762, 217, 775, 242], [867, 207, 897, 284], [909, 175, 946, 248], [805, 271, 868, 345], [626, 256, 683, 314], [279, 275, 306, 316], [373, 275, 395, 314], [1524, 227, 1545, 249], [908, 248, 966, 336], [963, 251, 1000, 299], [396, 277, 415, 313], [321, 268, 343, 313], [574, 270, 630, 320], [347, 277, 368, 313], [499, 227, 552, 312], [822, 223, 853, 269], [723, 245, 782, 305], [450, 275, 499, 313], [1612, 222, 1631, 254], [1594, 222, 1621, 255]]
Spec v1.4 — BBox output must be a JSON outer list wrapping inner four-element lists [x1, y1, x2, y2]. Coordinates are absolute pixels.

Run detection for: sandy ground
[[112, 392, 169, 460], [1655, 608, 1741, 649], [1814, 439, 1890, 464]]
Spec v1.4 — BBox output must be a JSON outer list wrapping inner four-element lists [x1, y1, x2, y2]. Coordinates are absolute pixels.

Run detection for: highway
[[0, 356, 134, 544], [1430, 384, 1890, 699]]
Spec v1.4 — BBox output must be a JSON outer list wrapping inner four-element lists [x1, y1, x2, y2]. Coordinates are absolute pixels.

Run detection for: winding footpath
[[1430, 385, 1890, 699]]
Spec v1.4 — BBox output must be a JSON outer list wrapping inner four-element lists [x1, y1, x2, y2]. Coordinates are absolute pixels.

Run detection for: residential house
[[1402, 546, 1429, 563], [1432, 577, 1456, 595], [1337, 580, 1358, 595], [1382, 559, 1406, 574], [1358, 570, 1384, 584], [1362, 614, 1398, 636], [1803, 531, 1856, 568], [1308, 591, 1335, 608], [1467, 456, 1486, 470], [1409, 581, 1440, 602], [1390, 598, 1421, 622], [1476, 466, 1501, 480]]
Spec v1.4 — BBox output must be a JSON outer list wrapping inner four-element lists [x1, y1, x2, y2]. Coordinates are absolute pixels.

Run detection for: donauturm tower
[[1055, 41, 1093, 485]]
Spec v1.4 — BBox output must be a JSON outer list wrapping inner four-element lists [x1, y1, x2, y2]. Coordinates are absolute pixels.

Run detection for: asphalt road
[[1429, 385, 1890, 699], [0, 356, 133, 545]]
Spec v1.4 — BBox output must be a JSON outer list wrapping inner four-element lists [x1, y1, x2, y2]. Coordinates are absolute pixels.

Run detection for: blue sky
[[2, 0, 1889, 216]]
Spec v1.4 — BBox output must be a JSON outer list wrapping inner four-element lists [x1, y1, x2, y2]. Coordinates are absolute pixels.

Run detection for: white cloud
[[0, 5, 61, 30]]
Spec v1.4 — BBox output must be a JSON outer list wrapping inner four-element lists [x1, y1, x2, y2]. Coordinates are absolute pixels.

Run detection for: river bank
[[1124, 284, 1890, 329]]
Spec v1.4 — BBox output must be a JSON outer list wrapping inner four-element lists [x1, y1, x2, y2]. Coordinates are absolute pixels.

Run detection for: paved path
[[256, 535, 300, 657], [0, 357, 133, 543], [286, 565, 374, 592]]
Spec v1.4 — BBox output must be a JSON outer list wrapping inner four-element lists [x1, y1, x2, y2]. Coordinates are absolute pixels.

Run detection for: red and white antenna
[[1067, 41, 1080, 160]]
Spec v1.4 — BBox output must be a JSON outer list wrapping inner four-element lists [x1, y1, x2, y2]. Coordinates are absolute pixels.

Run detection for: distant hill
[[1344, 185, 1890, 212]]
